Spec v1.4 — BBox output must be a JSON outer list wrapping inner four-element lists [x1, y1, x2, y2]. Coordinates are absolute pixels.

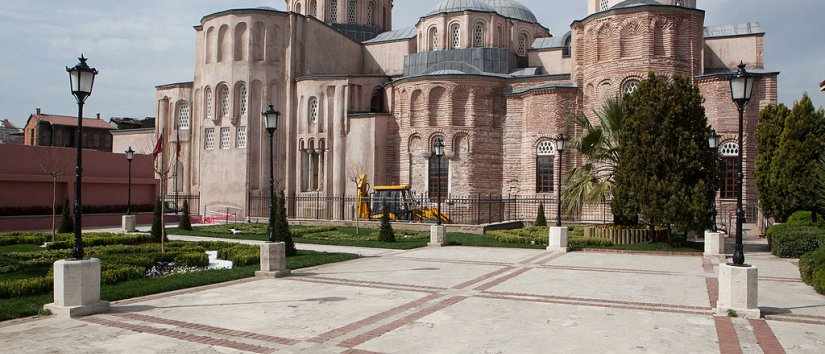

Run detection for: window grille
[[219, 86, 229, 119], [367, 1, 375, 25], [518, 33, 528, 56], [329, 0, 338, 22], [536, 140, 555, 156], [204, 128, 216, 150], [220, 127, 230, 149], [348, 0, 357, 24], [205, 88, 213, 121], [450, 24, 461, 49], [239, 83, 247, 118], [719, 142, 739, 157], [600, 0, 610, 11], [309, 97, 319, 123], [429, 27, 439, 50], [178, 103, 190, 130], [236, 126, 247, 148], [473, 23, 485, 47], [623, 80, 640, 95]]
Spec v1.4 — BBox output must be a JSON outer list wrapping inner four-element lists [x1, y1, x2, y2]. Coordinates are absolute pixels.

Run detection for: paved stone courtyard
[[1, 245, 824, 353]]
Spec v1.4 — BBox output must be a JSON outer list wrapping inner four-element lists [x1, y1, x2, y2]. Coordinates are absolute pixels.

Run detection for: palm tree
[[561, 97, 626, 217]]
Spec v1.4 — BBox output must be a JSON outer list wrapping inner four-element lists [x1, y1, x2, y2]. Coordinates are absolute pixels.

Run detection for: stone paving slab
[[767, 320, 825, 353], [547, 252, 705, 274], [396, 245, 545, 265]]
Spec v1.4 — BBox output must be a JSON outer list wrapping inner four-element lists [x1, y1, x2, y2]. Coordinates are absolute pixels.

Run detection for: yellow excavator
[[355, 174, 449, 223]]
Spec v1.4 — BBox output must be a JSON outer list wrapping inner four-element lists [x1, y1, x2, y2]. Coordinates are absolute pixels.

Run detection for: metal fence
[[249, 193, 613, 225], [162, 194, 200, 215]]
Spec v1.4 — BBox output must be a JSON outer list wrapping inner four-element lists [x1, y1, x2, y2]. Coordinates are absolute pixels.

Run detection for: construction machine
[[354, 175, 449, 223]]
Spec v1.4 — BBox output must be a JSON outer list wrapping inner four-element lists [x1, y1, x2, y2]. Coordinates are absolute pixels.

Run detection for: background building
[[23, 108, 113, 152], [111, 117, 157, 155], [154, 0, 778, 226], [0, 119, 23, 144]]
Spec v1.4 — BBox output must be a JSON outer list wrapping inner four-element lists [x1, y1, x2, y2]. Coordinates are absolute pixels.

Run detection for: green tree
[[269, 190, 297, 256], [756, 104, 791, 220], [561, 97, 625, 219], [770, 95, 825, 221], [378, 207, 396, 242], [178, 200, 193, 231], [151, 199, 167, 242], [612, 73, 717, 235], [535, 202, 547, 227], [57, 199, 73, 234]]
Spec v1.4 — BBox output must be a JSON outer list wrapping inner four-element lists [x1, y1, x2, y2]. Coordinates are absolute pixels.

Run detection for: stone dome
[[426, 0, 538, 24]]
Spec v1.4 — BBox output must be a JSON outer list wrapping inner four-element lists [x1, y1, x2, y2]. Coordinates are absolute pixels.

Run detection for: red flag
[[152, 133, 164, 157]]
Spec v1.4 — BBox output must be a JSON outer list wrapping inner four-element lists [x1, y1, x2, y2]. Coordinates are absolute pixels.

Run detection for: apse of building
[[155, 0, 777, 220]]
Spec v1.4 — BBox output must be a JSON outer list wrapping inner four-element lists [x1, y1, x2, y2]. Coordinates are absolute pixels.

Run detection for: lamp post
[[554, 134, 566, 227], [728, 61, 754, 266], [708, 129, 720, 232], [433, 139, 445, 226], [66, 55, 98, 260], [126, 147, 134, 215], [263, 105, 280, 243]]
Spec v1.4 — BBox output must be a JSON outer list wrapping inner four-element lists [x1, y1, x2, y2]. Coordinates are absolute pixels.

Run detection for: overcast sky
[[1, 0, 823, 127]]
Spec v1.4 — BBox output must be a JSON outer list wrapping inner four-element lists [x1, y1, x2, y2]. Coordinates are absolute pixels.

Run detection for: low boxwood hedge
[[0, 276, 53, 298], [799, 247, 825, 284], [45, 234, 155, 250], [767, 224, 825, 258]]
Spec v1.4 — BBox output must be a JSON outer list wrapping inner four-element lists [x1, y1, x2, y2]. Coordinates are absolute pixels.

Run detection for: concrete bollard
[[122, 215, 136, 233], [547, 226, 568, 253], [429, 225, 447, 247], [44, 259, 109, 318], [704, 231, 725, 256], [255, 242, 290, 278], [716, 263, 760, 319]]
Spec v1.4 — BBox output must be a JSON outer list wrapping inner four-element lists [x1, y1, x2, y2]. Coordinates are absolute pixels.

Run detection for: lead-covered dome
[[426, 0, 538, 24]]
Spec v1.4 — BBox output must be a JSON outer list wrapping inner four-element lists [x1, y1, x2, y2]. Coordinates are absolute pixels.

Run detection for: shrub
[[535, 203, 547, 227], [58, 200, 73, 234], [786, 211, 825, 228], [378, 208, 395, 242], [218, 245, 259, 266], [814, 268, 825, 295], [799, 247, 825, 284], [488, 227, 548, 245], [102, 266, 145, 284], [179, 200, 193, 231], [0, 233, 49, 246], [45, 234, 155, 250], [767, 224, 825, 258], [174, 252, 209, 268], [151, 199, 166, 242], [0, 276, 53, 298]]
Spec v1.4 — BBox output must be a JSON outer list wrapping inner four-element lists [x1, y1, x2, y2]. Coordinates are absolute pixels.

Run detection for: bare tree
[[154, 154, 174, 254], [39, 149, 66, 242], [348, 163, 369, 234]]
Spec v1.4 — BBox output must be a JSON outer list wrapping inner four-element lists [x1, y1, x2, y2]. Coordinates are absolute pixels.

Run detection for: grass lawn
[[0, 232, 358, 322]]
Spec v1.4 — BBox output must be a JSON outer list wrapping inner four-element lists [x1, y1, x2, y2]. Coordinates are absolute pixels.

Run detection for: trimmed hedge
[[767, 224, 825, 258], [174, 253, 210, 268], [786, 211, 825, 228], [218, 245, 259, 266], [799, 247, 825, 284], [0, 276, 53, 298], [45, 234, 155, 250], [814, 268, 825, 294]]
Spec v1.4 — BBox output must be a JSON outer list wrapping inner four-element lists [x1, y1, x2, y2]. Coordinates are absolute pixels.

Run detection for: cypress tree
[[58, 199, 73, 233], [378, 207, 396, 242], [535, 202, 548, 227], [178, 200, 193, 231], [756, 104, 791, 221], [151, 199, 166, 242], [271, 191, 297, 256]]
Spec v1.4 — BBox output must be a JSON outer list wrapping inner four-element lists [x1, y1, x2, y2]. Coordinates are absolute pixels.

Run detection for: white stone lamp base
[[716, 263, 760, 319], [44, 258, 109, 318], [122, 215, 137, 233], [547, 226, 569, 253], [704, 231, 725, 256], [429, 225, 447, 247], [255, 242, 291, 278]]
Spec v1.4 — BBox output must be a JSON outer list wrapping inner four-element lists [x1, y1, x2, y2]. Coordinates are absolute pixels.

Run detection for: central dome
[[426, 0, 538, 24]]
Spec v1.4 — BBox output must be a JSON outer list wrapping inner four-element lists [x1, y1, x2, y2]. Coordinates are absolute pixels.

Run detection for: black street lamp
[[126, 147, 135, 215], [433, 139, 445, 226], [708, 129, 720, 232], [728, 61, 754, 266], [66, 55, 98, 260], [554, 134, 566, 227], [263, 105, 280, 243]]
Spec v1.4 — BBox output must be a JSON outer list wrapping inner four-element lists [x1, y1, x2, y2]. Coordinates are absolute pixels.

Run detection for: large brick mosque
[[154, 0, 777, 220]]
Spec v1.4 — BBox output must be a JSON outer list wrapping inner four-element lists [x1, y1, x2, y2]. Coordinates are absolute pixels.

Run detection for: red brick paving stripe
[[113, 313, 297, 346], [765, 312, 825, 321], [305, 276, 447, 291], [484, 290, 712, 311], [533, 252, 566, 265], [748, 319, 786, 354], [391, 256, 513, 267], [540, 264, 688, 276], [288, 277, 438, 294], [81, 316, 276, 354], [579, 248, 704, 257], [341, 349, 385, 354], [714, 317, 743, 354], [764, 316, 825, 326], [338, 296, 468, 348], [759, 276, 803, 283], [476, 293, 711, 316], [518, 252, 550, 264], [308, 293, 443, 344], [706, 277, 719, 309], [114, 277, 260, 305], [473, 268, 532, 291], [451, 266, 515, 289]]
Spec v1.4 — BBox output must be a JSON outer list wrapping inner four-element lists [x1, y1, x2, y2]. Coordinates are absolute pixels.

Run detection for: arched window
[[295, 2, 302, 14], [623, 79, 640, 95], [348, 0, 357, 24], [429, 27, 439, 51], [308, 0, 317, 17], [329, 0, 338, 22], [719, 142, 739, 199], [370, 87, 384, 113], [177, 102, 190, 130], [518, 32, 529, 56], [600, 0, 610, 11], [473, 22, 485, 47], [239, 83, 248, 118], [496, 25, 503, 47], [367, 1, 375, 26], [308, 97, 319, 124], [428, 136, 449, 201], [536, 140, 555, 193], [205, 87, 214, 122], [449, 23, 461, 49], [218, 85, 230, 120]]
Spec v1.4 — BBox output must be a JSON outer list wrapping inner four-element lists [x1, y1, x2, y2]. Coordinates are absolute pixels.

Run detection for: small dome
[[427, 0, 495, 17], [482, 0, 538, 23]]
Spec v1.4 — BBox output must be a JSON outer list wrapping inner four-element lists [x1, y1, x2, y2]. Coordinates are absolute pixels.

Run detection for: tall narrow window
[[236, 126, 247, 148], [429, 27, 439, 51], [308, 0, 317, 17], [536, 140, 556, 193], [719, 142, 739, 199], [518, 33, 529, 56], [473, 22, 485, 47], [295, 2, 302, 14], [329, 0, 338, 22], [600, 0, 610, 11], [308, 97, 319, 124], [218, 85, 229, 120], [219, 127, 231, 149], [367, 1, 375, 26], [204, 128, 216, 150], [205, 88, 213, 122], [449, 23, 461, 49], [177, 102, 190, 130], [428, 137, 449, 201], [237, 82, 248, 119], [348, 0, 357, 24], [496, 25, 503, 47]]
